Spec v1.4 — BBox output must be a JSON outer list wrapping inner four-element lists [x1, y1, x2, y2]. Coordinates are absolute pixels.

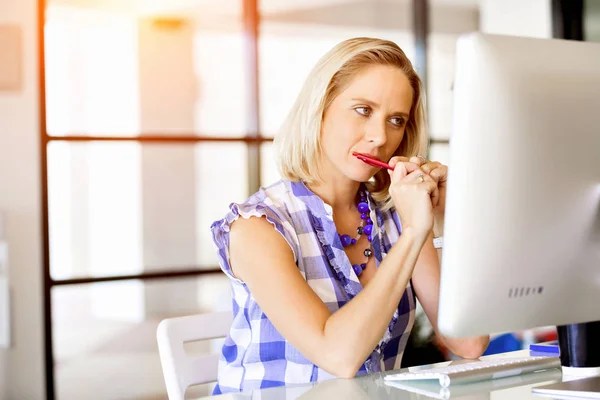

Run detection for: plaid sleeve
[[210, 201, 299, 282]]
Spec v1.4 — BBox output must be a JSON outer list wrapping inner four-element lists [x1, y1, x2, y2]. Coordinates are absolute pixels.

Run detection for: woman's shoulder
[[248, 179, 293, 206], [230, 179, 297, 220], [210, 179, 300, 238], [210, 180, 301, 279]]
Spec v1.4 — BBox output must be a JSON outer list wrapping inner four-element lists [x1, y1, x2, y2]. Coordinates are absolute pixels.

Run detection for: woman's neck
[[306, 176, 361, 212]]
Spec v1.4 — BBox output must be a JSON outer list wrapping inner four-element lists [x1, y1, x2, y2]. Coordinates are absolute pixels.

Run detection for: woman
[[211, 37, 489, 394]]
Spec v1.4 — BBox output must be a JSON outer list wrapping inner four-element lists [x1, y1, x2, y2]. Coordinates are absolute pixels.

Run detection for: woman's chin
[[345, 167, 377, 183]]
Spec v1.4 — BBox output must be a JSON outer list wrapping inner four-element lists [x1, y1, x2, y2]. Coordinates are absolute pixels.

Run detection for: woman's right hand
[[387, 156, 439, 239]]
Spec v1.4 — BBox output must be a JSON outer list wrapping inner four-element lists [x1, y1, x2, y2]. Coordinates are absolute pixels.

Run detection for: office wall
[[480, 0, 553, 39], [0, 0, 45, 398]]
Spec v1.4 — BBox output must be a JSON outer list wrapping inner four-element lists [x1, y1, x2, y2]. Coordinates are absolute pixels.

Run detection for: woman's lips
[[353, 152, 382, 161], [352, 152, 394, 170]]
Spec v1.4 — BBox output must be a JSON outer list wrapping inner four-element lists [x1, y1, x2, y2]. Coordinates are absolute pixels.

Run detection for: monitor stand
[[558, 321, 600, 378]]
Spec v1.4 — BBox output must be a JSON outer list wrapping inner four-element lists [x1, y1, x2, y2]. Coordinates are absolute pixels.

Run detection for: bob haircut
[[274, 37, 428, 210]]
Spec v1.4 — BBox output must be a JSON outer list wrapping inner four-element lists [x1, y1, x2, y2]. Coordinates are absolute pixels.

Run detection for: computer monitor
[[437, 34, 600, 344]]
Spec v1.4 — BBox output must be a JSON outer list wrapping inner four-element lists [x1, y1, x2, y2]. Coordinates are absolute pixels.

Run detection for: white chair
[[157, 311, 233, 400]]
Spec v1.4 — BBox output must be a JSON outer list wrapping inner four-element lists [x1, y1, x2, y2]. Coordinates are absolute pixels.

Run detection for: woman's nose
[[364, 120, 387, 147]]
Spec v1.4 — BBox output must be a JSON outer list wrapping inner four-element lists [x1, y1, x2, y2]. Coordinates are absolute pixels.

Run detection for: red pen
[[352, 152, 394, 171]]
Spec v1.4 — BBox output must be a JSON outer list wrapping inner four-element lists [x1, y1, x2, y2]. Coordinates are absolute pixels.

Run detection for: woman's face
[[320, 64, 414, 183]]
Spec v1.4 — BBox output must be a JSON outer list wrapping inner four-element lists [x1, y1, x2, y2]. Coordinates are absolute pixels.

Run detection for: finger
[[405, 168, 429, 182], [421, 181, 438, 196], [387, 156, 410, 169], [430, 184, 440, 207], [389, 160, 409, 181], [429, 164, 448, 183], [390, 162, 420, 184], [402, 162, 421, 174], [421, 161, 441, 176], [409, 156, 424, 167], [416, 174, 437, 192]]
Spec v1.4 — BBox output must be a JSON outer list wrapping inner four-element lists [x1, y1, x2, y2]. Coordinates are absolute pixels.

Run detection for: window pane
[[44, 3, 246, 137], [428, 143, 450, 166], [428, 2, 479, 140], [47, 142, 248, 280], [585, 0, 600, 42], [44, 6, 140, 136], [53, 276, 231, 400], [428, 34, 458, 141], [194, 15, 247, 137], [259, 2, 415, 138], [260, 141, 281, 187]]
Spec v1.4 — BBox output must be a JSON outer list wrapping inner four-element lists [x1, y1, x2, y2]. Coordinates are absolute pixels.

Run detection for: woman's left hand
[[410, 157, 448, 231]]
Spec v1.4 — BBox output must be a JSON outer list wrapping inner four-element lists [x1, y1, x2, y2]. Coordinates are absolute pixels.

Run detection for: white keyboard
[[384, 356, 562, 388]]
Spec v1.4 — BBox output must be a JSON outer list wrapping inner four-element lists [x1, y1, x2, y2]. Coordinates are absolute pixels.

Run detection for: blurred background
[[1, 0, 599, 399]]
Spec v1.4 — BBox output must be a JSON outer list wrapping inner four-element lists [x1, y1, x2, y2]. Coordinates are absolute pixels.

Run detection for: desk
[[194, 350, 594, 399]]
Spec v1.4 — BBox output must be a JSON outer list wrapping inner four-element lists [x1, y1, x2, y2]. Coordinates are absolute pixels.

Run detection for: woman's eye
[[390, 117, 406, 127], [355, 106, 371, 116]]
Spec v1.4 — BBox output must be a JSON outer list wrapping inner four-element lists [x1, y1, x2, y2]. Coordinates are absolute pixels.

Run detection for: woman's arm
[[229, 215, 428, 378], [412, 157, 489, 358], [411, 232, 490, 359]]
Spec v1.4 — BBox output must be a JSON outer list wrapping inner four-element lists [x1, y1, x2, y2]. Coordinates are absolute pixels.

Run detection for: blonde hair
[[274, 37, 428, 210]]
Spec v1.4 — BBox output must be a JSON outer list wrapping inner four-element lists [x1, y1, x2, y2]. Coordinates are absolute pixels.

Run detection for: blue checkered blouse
[[210, 179, 416, 394]]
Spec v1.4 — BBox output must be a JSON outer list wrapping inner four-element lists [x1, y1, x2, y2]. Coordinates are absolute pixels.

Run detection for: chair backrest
[[157, 311, 233, 400]]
